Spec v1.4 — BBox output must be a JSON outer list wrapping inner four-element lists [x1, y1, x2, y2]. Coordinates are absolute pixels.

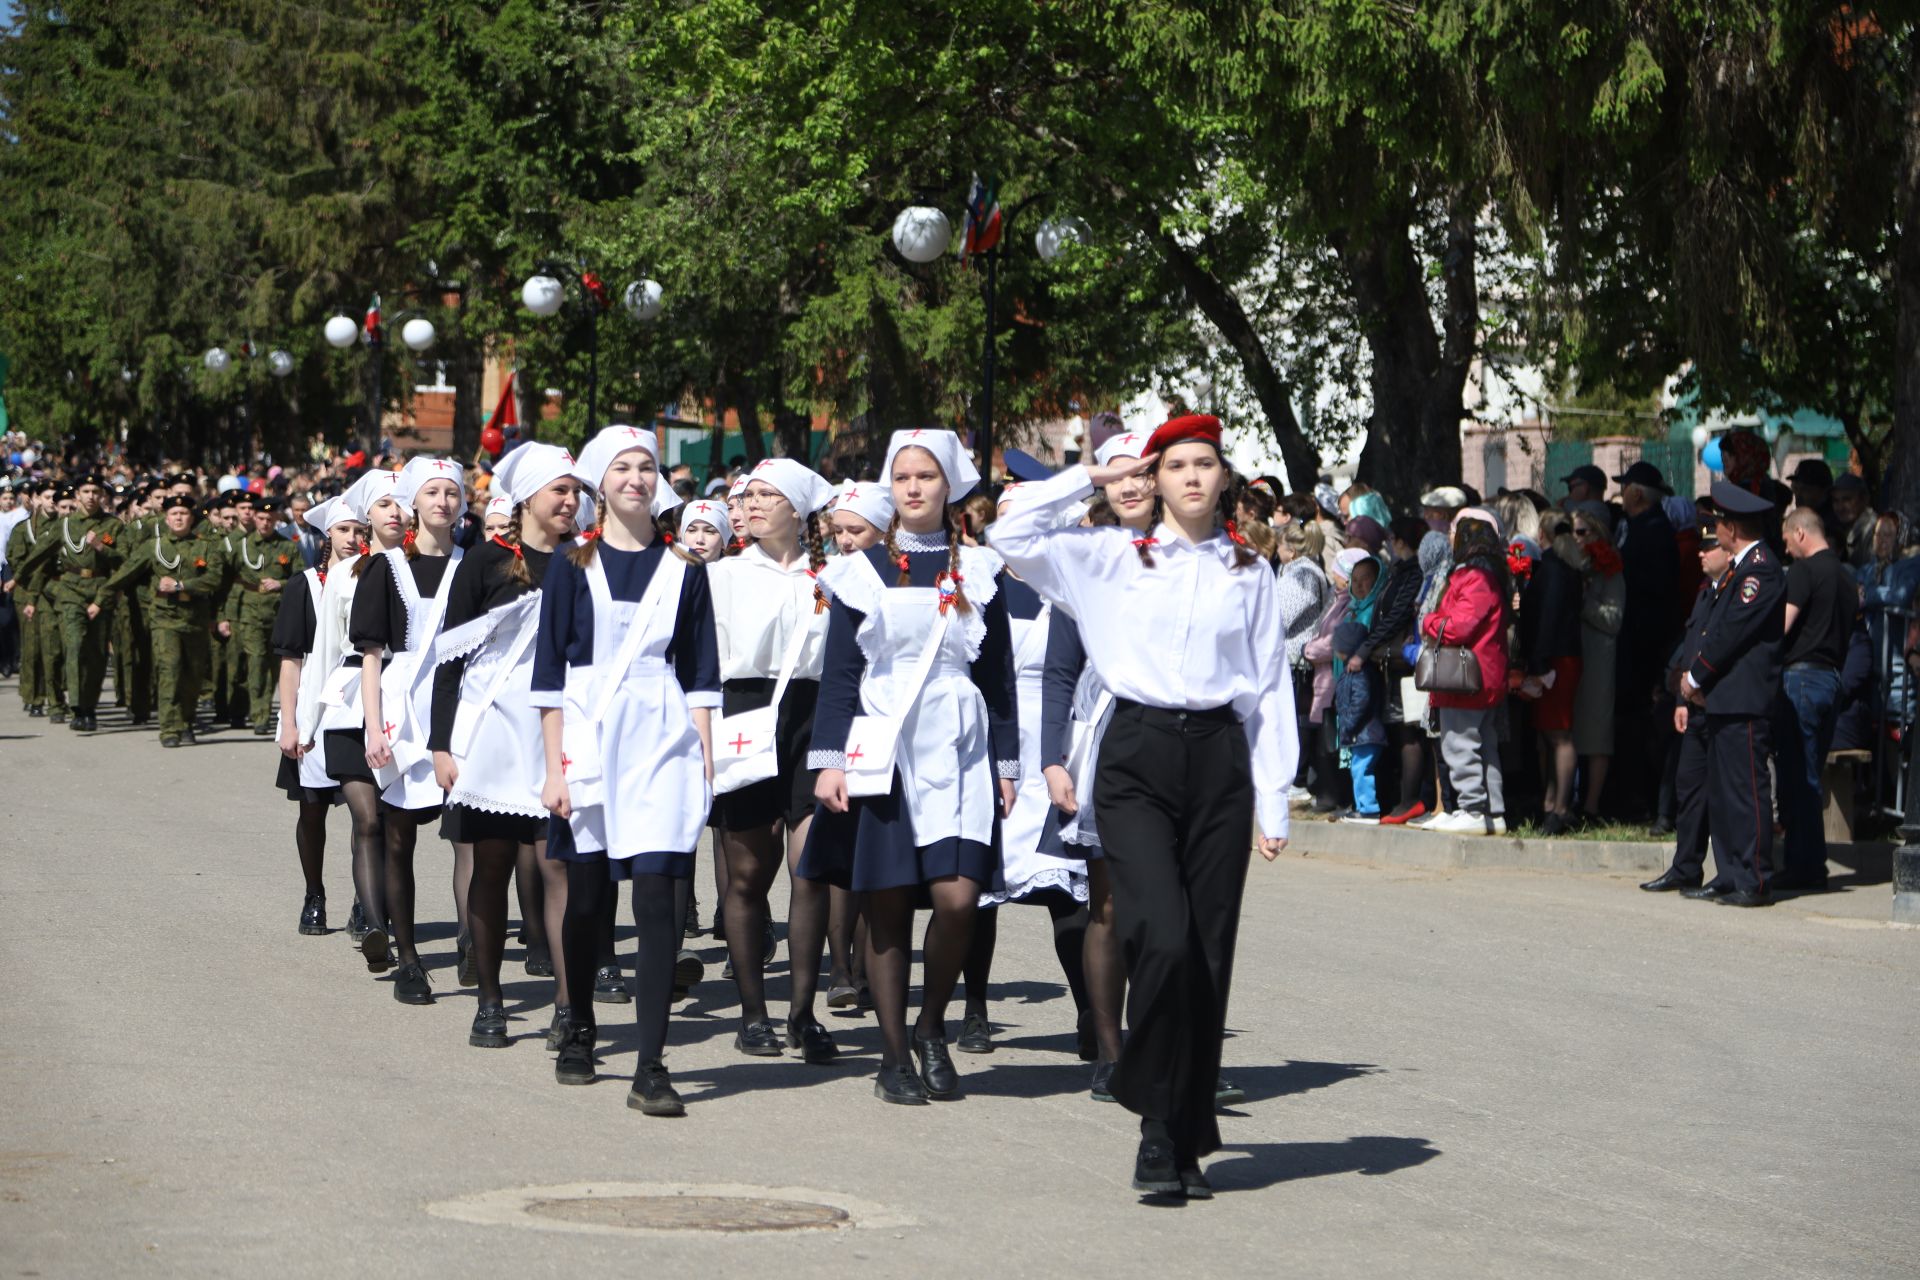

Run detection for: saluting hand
[[1082, 453, 1158, 490]]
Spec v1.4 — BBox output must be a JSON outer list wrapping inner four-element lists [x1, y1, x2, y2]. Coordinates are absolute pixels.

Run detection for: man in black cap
[[1677, 480, 1788, 906], [1561, 464, 1607, 509], [16, 473, 126, 731], [1642, 508, 1732, 893], [1787, 458, 1847, 550], [1828, 472, 1876, 570], [1612, 459, 1679, 819]]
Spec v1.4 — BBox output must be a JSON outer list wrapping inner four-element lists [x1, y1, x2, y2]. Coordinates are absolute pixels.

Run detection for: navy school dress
[[531, 541, 720, 879], [795, 535, 1019, 894]]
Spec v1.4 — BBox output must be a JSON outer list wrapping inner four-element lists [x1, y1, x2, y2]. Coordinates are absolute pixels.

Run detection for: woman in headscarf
[[1566, 500, 1625, 824]]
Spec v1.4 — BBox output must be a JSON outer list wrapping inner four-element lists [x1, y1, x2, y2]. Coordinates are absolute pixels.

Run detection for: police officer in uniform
[[1676, 481, 1787, 907], [17, 474, 125, 731], [97, 493, 228, 746], [1641, 507, 1730, 893]]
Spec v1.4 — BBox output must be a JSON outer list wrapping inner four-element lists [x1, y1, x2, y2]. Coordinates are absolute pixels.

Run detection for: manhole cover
[[525, 1194, 847, 1232]]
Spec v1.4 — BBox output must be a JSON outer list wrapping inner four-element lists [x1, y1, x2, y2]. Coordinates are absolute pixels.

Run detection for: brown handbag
[[1414, 621, 1483, 694]]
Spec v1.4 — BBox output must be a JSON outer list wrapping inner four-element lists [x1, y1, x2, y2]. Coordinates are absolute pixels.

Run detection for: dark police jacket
[[1667, 569, 1728, 729], [1686, 541, 1786, 718]]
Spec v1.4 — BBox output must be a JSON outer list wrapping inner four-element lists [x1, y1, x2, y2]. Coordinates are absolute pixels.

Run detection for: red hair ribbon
[[1132, 536, 1158, 551], [1225, 520, 1248, 547], [896, 554, 911, 575], [403, 528, 417, 548], [935, 569, 962, 615], [583, 527, 603, 541], [490, 534, 523, 560], [356, 540, 370, 556], [661, 531, 675, 545]]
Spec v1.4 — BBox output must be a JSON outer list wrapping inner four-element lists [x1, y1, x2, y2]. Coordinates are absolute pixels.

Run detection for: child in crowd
[[1333, 556, 1387, 823]]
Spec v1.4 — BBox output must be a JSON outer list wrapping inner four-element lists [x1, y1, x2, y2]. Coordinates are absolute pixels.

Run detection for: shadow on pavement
[[1219, 1059, 1385, 1104], [1208, 1135, 1441, 1191]]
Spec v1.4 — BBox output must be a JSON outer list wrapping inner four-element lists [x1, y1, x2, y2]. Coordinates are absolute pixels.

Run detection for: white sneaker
[[1489, 817, 1508, 835], [1408, 809, 1444, 828], [1288, 786, 1315, 806], [1431, 810, 1491, 835], [1339, 812, 1381, 826]]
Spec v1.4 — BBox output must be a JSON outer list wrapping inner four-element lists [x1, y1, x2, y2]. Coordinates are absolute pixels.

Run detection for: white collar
[[740, 541, 814, 574], [1731, 540, 1762, 569], [895, 528, 949, 553], [1148, 521, 1232, 558]]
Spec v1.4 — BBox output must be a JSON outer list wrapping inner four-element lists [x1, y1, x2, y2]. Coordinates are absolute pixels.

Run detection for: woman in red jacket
[[1421, 514, 1510, 835]]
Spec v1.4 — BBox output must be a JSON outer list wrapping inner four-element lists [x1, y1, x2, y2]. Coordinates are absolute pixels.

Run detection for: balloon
[[8, 452, 20, 466], [480, 426, 506, 457], [1702, 437, 1723, 473]]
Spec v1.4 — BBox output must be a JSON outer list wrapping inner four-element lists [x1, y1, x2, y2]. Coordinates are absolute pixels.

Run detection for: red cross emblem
[[728, 734, 753, 753], [561, 753, 572, 773], [620, 427, 646, 441], [383, 721, 398, 738], [431, 459, 458, 474], [907, 429, 926, 438], [755, 460, 775, 472], [845, 745, 865, 765], [845, 486, 861, 499]]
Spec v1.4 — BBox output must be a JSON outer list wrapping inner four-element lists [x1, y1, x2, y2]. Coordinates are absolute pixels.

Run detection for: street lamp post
[[324, 301, 436, 459], [522, 263, 662, 433]]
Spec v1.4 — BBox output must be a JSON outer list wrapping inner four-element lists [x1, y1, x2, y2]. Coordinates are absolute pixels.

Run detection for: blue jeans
[[1348, 743, 1383, 816], [1771, 665, 1841, 884]]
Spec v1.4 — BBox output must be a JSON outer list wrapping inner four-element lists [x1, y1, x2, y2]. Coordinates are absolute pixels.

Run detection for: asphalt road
[[2, 685, 1915, 1278]]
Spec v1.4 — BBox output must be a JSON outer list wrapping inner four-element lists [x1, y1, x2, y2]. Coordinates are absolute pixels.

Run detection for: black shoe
[[1132, 1139, 1181, 1195], [1640, 868, 1702, 893], [912, 1030, 959, 1098], [1539, 811, 1572, 838], [956, 1012, 994, 1055], [591, 964, 629, 1003], [1682, 883, 1730, 901], [546, 1005, 571, 1052], [456, 932, 478, 986], [524, 940, 554, 978], [734, 1019, 784, 1057], [1309, 795, 1339, 815], [346, 901, 368, 944], [68, 715, 84, 731], [673, 949, 704, 992], [786, 1017, 839, 1064], [392, 960, 433, 1005], [1717, 889, 1773, 908], [683, 905, 703, 940], [1771, 872, 1831, 894], [873, 1064, 930, 1105], [299, 893, 327, 936], [130, 712, 149, 726], [1091, 1060, 1117, 1103], [1647, 816, 1676, 838], [160, 734, 181, 748], [762, 921, 778, 966], [555, 1025, 596, 1085], [1178, 1164, 1214, 1200], [469, 1004, 508, 1048], [180, 727, 196, 745], [1076, 1008, 1098, 1062], [628, 1060, 685, 1116], [1215, 1078, 1245, 1107], [26, 705, 44, 718], [856, 986, 875, 1013], [47, 710, 66, 725], [360, 926, 393, 973], [252, 723, 273, 736]]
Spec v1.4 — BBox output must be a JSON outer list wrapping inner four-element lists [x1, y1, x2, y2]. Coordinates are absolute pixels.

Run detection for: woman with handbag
[[800, 428, 1018, 1106], [1420, 513, 1511, 835], [351, 457, 467, 1004], [534, 425, 720, 1116], [428, 444, 581, 1051], [988, 413, 1296, 1200], [707, 457, 839, 1063]]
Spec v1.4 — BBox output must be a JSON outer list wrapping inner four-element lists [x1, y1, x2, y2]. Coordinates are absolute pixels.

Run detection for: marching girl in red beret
[[800, 429, 1019, 1105], [989, 414, 1296, 1199]]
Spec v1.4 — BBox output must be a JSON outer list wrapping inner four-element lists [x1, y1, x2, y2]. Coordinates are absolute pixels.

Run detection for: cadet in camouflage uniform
[[98, 493, 227, 746], [17, 474, 123, 731], [5, 481, 66, 718], [111, 479, 167, 724], [226, 492, 297, 734], [199, 493, 240, 721]]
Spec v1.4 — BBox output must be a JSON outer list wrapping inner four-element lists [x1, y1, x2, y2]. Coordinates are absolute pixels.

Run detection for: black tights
[[1390, 722, 1430, 813], [866, 876, 977, 1068], [380, 802, 427, 964], [294, 799, 329, 897], [469, 838, 541, 1007], [720, 817, 829, 1027], [563, 858, 688, 1065], [340, 780, 386, 931], [1084, 858, 1125, 1062], [958, 890, 1090, 1021]]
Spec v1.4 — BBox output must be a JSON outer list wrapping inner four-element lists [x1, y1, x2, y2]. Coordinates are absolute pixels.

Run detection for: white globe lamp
[[624, 279, 664, 322], [522, 275, 566, 317], [891, 206, 952, 264], [267, 349, 295, 378], [203, 347, 231, 374], [400, 317, 437, 352], [1034, 216, 1090, 262], [1690, 426, 1710, 449], [324, 315, 359, 350]]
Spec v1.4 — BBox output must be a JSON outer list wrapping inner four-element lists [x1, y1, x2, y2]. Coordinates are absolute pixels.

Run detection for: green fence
[[1542, 440, 1593, 488], [1639, 440, 1693, 489]]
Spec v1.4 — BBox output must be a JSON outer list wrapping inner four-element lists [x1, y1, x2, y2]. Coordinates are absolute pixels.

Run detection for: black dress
[[270, 569, 341, 805]]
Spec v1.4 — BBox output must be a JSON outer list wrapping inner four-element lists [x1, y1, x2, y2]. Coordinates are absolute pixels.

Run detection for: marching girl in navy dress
[[989, 414, 1296, 1198], [800, 429, 1019, 1105], [272, 495, 364, 937], [429, 444, 581, 1050], [315, 468, 410, 970], [353, 456, 467, 1005], [707, 458, 839, 1062], [535, 425, 720, 1116]]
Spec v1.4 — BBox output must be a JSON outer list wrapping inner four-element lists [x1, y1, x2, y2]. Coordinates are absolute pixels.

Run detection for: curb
[[1285, 814, 1672, 876]]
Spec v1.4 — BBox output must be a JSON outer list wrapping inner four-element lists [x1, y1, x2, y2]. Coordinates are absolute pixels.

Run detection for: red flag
[[484, 370, 520, 436], [363, 292, 383, 343], [960, 174, 1002, 265]]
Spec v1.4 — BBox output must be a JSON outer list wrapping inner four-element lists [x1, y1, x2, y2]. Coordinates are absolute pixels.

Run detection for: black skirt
[[275, 751, 342, 805], [440, 802, 545, 845], [710, 677, 820, 832], [323, 728, 375, 782]]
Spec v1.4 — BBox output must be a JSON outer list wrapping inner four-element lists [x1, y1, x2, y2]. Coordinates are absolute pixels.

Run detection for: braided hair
[[502, 504, 532, 588], [882, 509, 972, 614], [565, 493, 701, 569], [1133, 462, 1260, 571]]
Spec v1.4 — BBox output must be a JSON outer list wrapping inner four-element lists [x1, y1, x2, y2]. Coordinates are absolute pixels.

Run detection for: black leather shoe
[[68, 715, 84, 731], [1215, 1078, 1246, 1107], [673, 949, 704, 992], [360, 926, 393, 973], [180, 727, 196, 745], [912, 1030, 959, 1098], [555, 1025, 596, 1085], [47, 710, 66, 725], [683, 904, 703, 940], [1647, 816, 1676, 838], [1132, 1139, 1181, 1194], [346, 901, 368, 944], [524, 940, 554, 978], [628, 1060, 685, 1116], [734, 1019, 784, 1057], [1179, 1164, 1215, 1200], [1076, 1008, 1098, 1062], [160, 734, 181, 748], [299, 893, 327, 936], [591, 964, 628, 1003], [1640, 868, 1702, 893], [1717, 889, 1773, 908], [455, 928, 477, 985], [546, 1005, 571, 1052], [1090, 1060, 1117, 1103], [956, 1012, 994, 1055], [762, 921, 778, 966], [26, 705, 44, 717], [873, 1064, 930, 1105], [392, 960, 433, 1005], [786, 1017, 839, 1064], [469, 1004, 508, 1048], [1682, 884, 1729, 901]]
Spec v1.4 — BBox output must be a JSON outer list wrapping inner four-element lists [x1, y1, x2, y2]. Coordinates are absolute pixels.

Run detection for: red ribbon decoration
[[1132, 536, 1158, 551], [490, 534, 523, 560], [403, 528, 417, 548], [581, 271, 612, 310], [1225, 519, 1248, 547]]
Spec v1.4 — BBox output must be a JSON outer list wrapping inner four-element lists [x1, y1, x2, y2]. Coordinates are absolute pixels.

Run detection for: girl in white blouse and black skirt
[[989, 413, 1296, 1199]]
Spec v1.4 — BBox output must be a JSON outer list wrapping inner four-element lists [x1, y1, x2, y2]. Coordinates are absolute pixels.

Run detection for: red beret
[[1144, 413, 1223, 458]]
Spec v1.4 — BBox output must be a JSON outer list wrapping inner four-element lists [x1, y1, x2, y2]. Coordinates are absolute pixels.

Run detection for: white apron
[[564, 550, 709, 859], [280, 568, 336, 790], [312, 561, 367, 737], [375, 547, 462, 810], [1057, 662, 1116, 850], [987, 603, 1088, 904], [436, 591, 545, 818]]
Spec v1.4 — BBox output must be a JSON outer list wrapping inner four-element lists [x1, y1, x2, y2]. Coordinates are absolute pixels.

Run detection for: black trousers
[[1704, 714, 1773, 894], [1667, 718, 1710, 880], [1095, 700, 1253, 1161]]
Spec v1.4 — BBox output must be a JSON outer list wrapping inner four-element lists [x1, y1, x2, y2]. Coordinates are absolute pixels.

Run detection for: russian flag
[[960, 173, 1002, 265]]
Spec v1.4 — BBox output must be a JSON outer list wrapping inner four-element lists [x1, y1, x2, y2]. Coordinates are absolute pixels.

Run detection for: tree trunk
[[516, 363, 544, 444], [448, 292, 481, 461], [1884, 31, 1920, 523], [774, 408, 811, 462], [1153, 232, 1322, 493], [732, 375, 767, 466]]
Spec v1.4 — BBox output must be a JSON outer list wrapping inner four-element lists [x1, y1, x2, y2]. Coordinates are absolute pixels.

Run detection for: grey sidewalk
[[1, 686, 1914, 1278]]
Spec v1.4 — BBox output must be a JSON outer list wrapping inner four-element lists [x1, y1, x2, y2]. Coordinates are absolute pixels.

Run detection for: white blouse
[[987, 464, 1298, 840], [706, 542, 830, 682]]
